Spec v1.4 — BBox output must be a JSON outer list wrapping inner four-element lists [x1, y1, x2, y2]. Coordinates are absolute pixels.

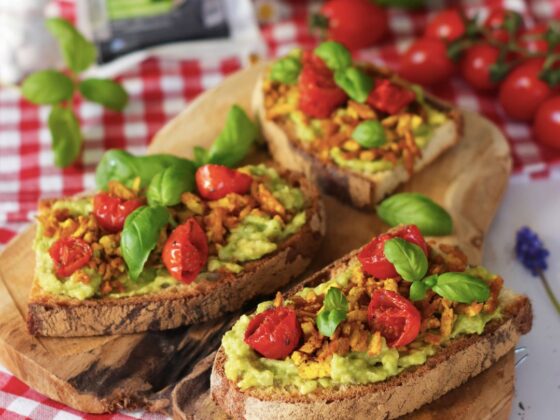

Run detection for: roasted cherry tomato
[[399, 38, 455, 86], [195, 164, 253, 201], [425, 9, 466, 43], [499, 59, 556, 121], [49, 237, 92, 278], [244, 306, 302, 359], [484, 8, 523, 43], [358, 225, 428, 280], [460, 44, 501, 91], [367, 79, 416, 115], [162, 218, 208, 284], [518, 24, 550, 55], [93, 192, 143, 233], [368, 289, 421, 348], [533, 96, 560, 151], [318, 0, 388, 51], [298, 51, 347, 118]]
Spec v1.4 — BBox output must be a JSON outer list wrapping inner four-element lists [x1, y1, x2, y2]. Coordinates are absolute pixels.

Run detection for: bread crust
[[253, 65, 464, 209], [210, 248, 532, 420], [27, 173, 326, 337]]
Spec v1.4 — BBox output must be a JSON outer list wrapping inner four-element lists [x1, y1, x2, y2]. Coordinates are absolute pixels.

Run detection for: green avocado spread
[[34, 165, 307, 300], [222, 261, 503, 394]]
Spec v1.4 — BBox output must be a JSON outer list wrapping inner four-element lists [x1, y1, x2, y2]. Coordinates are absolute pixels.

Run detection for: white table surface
[[483, 175, 560, 419]]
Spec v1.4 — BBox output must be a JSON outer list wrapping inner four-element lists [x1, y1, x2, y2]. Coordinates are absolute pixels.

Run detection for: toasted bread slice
[[253, 66, 463, 209], [27, 173, 326, 337], [210, 248, 532, 420]]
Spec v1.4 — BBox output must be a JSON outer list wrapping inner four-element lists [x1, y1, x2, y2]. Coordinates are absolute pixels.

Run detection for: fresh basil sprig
[[121, 205, 170, 280], [20, 18, 128, 168], [194, 105, 258, 168], [409, 272, 490, 304], [334, 67, 373, 103], [316, 287, 348, 338], [377, 193, 453, 236], [147, 164, 195, 207], [270, 56, 302, 85], [352, 120, 386, 148], [384, 238, 428, 282], [95, 149, 195, 190], [314, 41, 352, 71]]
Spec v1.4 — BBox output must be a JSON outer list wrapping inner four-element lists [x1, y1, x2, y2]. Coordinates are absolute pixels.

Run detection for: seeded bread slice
[[210, 249, 532, 420], [253, 66, 463, 209], [27, 173, 326, 337]]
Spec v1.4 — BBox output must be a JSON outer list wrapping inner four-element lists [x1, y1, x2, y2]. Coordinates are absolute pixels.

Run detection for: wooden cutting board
[[0, 61, 513, 418]]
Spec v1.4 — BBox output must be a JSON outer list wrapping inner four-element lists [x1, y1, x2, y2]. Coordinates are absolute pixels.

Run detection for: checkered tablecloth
[[1, 0, 559, 418]]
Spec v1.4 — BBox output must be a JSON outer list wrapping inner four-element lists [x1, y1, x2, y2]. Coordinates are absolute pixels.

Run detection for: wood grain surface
[[0, 61, 513, 417]]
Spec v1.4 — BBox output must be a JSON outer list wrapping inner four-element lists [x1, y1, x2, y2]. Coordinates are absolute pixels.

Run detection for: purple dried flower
[[515, 226, 549, 276]]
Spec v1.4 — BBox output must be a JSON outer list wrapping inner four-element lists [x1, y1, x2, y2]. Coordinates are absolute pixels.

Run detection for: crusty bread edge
[[210, 248, 532, 420], [253, 67, 463, 209], [27, 174, 326, 337]]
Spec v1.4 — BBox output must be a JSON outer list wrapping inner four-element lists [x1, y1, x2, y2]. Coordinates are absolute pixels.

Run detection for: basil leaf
[[46, 18, 96, 73], [121, 205, 169, 280], [270, 56, 301, 85], [95, 150, 195, 190], [384, 238, 428, 282], [409, 274, 438, 301], [432, 273, 490, 304], [316, 287, 348, 338], [48, 106, 82, 168], [352, 120, 386, 148], [21, 70, 74, 105], [377, 193, 453, 236], [147, 165, 195, 206], [79, 78, 128, 111], [207, 105, 258, 167], [193, 146, 210, 167], [314, 41, 351, 71], [334, 66, 373, 103]]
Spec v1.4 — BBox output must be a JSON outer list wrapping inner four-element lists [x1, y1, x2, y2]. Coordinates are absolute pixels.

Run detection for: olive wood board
[[0, 61, 513, 418]]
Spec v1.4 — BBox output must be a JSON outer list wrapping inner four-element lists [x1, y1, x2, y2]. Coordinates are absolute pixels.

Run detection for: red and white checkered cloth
[[0, 0, 559, 418]]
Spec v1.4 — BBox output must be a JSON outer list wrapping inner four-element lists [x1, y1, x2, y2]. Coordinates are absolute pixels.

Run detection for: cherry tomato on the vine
[[518, 24, 550, 55], [93, 192, 143, 233], [244, 306, 302, 359], [49, 237, 92, 278], [162, 218, 208, 284], [533, 96, 560, 151], [484, 8, 523, 44], [460, 44, 501, 91], [195, 164, 253, 201], [318, 0, 388, 51], [368, 289, 421, 348], [298, 51, 347, 118], [399, 38, 455, 86], [425, 9, 466, 43], [358, 225, 428, 280], [499, 59, 556, 121]]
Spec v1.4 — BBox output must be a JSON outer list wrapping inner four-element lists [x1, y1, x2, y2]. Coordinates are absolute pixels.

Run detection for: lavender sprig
[[515, 226, 560, 315]]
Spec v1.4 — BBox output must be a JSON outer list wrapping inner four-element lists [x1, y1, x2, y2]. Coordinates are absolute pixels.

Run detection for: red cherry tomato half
[[358, 225, 428, 280], [93, 192, 143, 233], [319, 0, 388, 51], [518, 24, 550, 55], [368, 289, 421, 348], [49, 237, 93, 278], [195, 164, 253, 201], [367, 79, 416, 115], [244, 306, 302, 359], [460, 44, 501, 91], [484, 8, 523, 43], [298, 51, 347, 118], [534, 96, 560, 151], [425, 9, 466, 43], [499, 59, 556, 121], [162, 218, 209, 284], [399, 38, 455, 86]]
